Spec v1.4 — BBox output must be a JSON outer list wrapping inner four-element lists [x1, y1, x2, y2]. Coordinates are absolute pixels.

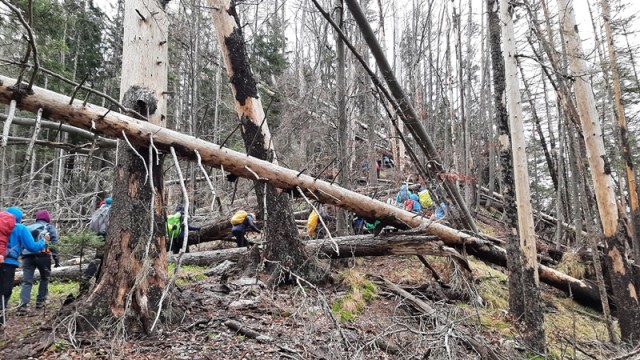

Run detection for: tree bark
[[82, 0, 169, 335], [102, 0, 167, 321], [493, 0, 546, 351], [600, 0, 640, 265], [334, 0, 350, 236], [208, 0, 324, 283], [0, 74, 603, 310], [558, 0, 640, 344]]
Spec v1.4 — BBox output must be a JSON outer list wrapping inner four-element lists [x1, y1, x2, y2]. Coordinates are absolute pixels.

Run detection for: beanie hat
[[36, 210, 51, 223], [105, 197, 112, 206]]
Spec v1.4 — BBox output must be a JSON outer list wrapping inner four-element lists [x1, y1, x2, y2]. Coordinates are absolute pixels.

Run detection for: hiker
[[167, 205, 201, 254], [231, 211, 261, 247], [17, 210, 59, 314], [82, 196, 112, 292], [307, 205, 335, 239], [383, 155, 394, 168], [409, 193, 422, 214], [395, 184, 412, 205], [418, 187, 435, 216], [0, 208, 47, 324], [353, 216, 365, 235]]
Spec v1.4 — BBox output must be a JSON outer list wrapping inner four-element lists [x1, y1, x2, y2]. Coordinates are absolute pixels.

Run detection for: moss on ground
[[9, 280, 79, 307], [464, 259, 618, 357], [331, 270, 378, 322]]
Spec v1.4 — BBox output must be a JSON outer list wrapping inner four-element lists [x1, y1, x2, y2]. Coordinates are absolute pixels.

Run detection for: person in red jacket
[[0, 207, 47, 325], [0, 211, 16, 264]]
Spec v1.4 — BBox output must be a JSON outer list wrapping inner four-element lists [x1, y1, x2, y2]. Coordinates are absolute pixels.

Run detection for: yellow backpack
[[230, 210, 248, 225], [418, 190, 434, 208], [307, 210, 320, 236]]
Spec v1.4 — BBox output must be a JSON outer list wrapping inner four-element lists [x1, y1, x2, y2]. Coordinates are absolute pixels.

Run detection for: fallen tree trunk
[[0, 75, 601, 309], [31, 233, 463, 283], [0, 114, 117, 148]]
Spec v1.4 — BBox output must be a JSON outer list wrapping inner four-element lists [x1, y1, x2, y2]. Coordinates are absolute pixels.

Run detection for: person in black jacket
[[231, 213, 261, 248]]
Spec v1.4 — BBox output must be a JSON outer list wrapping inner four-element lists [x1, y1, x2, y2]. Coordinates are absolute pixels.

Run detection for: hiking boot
[[16, 305, 28, 316], [35, 302, 45, 310]]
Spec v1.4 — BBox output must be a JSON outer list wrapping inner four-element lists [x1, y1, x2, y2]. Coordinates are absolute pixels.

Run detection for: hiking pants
[[232, 229, 248, 247], [20, 254, 52, 306], [0, 263, 17, 324], [169, 236, 190, 254]]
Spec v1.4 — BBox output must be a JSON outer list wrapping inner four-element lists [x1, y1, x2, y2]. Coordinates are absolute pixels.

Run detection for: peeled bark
[[208, 0, 322, 283], [82, 0, 170, 334], [558, 0, 640, 344], [494, 0, 545, 350], [0, 74, 603, 309], [600, 0, 640, 265]]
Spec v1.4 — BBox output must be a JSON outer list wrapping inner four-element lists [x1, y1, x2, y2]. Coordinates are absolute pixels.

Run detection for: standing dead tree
[[208, 0, 326, 283], [558, 0, 640, 344], [82, 0, 170, 334], [495, 0, 546, 352]]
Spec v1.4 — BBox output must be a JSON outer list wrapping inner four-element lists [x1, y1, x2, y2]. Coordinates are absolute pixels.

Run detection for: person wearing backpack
[[231, 212, 261, 247], [395, 185, 412, 205], [167, 205, 201, 254], [0, 207, 47, 325], [0, 211, 17, 264], [81, 197, 112, 293], [17, 210, 58, 314], [409, 193, 422, 214]]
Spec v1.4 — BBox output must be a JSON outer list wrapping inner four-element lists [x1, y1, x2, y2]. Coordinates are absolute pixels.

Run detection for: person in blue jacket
[[18, 209, 58, 314], [409, 193, 422, 214], [0, 207, 47, 324]]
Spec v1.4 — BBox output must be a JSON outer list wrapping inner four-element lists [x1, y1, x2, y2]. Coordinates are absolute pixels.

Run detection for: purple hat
[[35, 210, 51, 223]]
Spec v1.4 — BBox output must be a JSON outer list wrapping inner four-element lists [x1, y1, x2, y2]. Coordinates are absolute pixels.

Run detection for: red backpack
[[0, 211, 17, 262]]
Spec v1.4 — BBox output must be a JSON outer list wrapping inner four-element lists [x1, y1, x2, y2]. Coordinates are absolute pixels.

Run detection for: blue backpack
[[27, 222, 47, 241]]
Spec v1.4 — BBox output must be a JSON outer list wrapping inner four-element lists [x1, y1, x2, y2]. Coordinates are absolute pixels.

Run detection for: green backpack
[[167, 212, 182, 240]]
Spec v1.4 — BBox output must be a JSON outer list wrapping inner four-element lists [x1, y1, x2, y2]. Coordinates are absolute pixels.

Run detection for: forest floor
[[0, 227, 631, 359]]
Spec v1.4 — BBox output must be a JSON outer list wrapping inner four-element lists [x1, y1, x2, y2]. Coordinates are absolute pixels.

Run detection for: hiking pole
[[1, 295, 5, 328]]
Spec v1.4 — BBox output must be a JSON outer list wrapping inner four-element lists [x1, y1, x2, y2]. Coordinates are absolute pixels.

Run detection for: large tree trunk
[[558, 0, 640, 344], [600, 0, 640, 265], [208, 0, 324, 283], [491, 0, 546, 351], [334, 0, 350, 236], [82, 0, 169, 334], [0, 74, 603, 309]]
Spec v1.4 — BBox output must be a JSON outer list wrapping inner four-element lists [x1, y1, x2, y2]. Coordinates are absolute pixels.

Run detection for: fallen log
[[0, 113, 117, 148], [0, 75, 602, 310], [27, 234, 464, 283]]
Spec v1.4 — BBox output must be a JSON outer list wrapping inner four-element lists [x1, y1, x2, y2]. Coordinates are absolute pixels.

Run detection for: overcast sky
[[95, 0, 639, 51]]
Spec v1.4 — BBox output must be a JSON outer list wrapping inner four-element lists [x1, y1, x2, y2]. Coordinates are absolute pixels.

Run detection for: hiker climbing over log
[[230, 211, 261, 248]]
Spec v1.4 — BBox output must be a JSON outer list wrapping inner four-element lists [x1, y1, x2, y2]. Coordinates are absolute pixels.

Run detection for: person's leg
[[36, 255, 52, 306], [0, 264, 17, 325], [20, 256, 36, 307], [232, 230, 243, 247], [171, 237, 181, 254]]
